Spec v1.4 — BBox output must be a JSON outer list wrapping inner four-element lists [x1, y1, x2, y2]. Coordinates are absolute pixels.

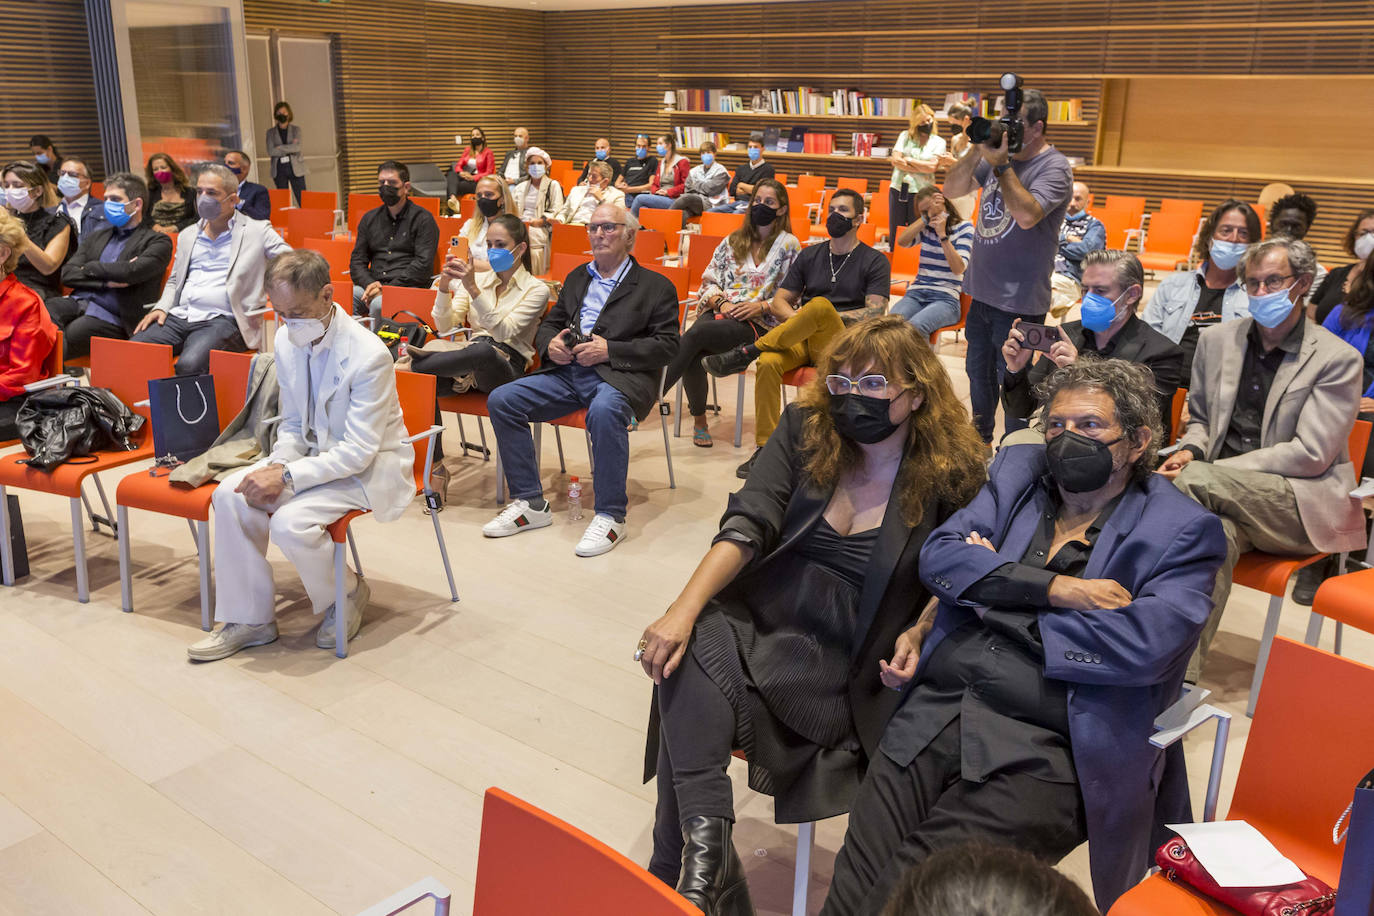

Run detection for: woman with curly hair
[[636, 316, 988, 915], [144, 152, 195, 232]]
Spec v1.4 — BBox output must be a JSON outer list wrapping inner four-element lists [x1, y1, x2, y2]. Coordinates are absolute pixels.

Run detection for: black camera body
[[965, 73, 1025, 154], [564, 328, 593, 347]]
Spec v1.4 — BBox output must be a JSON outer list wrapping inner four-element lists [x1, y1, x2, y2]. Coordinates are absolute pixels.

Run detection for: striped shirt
[[909, 220, 974, 295]]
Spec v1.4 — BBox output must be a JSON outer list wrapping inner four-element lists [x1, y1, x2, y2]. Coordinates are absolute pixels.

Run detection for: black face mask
[[378, 184, 402, 206], [750, 202, 777, 228], [829, 394, 901, 444], [471, 136, 484, 147], [916, 123, 932, 136], [1045, 429, 1124, 493], [826, 210, 855, 239], [476, 196, 500, 218], [275, 113, 289, 124]]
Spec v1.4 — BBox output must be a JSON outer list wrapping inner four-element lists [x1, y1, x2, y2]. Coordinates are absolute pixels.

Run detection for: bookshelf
[[665, 109, 1092, 128]]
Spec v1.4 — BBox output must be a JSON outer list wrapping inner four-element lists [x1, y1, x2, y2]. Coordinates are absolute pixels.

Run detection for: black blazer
[[535, 257, 680, 420], [236, 181, 272, 221], [60, 223, 174, 334]]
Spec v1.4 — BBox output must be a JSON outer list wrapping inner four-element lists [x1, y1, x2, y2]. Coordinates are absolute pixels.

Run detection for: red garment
[[650, 157, 690, 198], [454, 147, 495, 179], [0, 273, 57, 399]]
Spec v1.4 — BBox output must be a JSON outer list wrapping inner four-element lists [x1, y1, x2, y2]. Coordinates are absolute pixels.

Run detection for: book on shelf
[[850, 132, 880, 157], [1047, 98, 1083, 121], [673, 125, 731, 148], [786, 126, 806, 153], [801, 132, 834, 154], [763, 125, 782, 152]]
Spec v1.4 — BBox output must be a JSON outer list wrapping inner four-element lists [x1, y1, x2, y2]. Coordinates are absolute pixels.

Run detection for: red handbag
[[1154, 837, 1337, 915]]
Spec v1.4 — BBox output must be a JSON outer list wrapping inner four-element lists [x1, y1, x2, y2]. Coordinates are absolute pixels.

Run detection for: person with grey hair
[[483, 201, 679, 557], [825, 356, 1226, 915], [553, 160, 624, 226], [188, 249, 415, 661], [1158, 236, 1365, 681], [132, 162, 291, 374]]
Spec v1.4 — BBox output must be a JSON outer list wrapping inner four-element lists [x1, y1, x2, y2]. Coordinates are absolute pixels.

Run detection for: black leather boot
[[676, 816, 755, 915]]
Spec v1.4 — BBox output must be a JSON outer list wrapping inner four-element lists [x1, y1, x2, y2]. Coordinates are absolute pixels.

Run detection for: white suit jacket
[[267, 304, 415, 522], [156, 216, 292, 351]]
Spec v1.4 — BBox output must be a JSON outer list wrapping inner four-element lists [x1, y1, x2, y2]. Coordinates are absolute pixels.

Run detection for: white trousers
[[212, 462, 368, 625]]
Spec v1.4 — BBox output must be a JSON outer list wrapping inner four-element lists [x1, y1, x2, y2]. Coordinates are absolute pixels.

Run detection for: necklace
[[828, 243, 854, 284]]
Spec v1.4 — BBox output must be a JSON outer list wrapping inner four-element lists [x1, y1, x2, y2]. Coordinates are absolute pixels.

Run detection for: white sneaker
[[574, 514, 626, 557], [483, 498, 553, 537], [316, 576, 370, 649], [187, 621, 279, 662]]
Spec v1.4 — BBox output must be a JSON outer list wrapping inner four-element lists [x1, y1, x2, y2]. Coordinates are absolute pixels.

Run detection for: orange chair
[[299, 190, 336, 211], [411, 196, 440, 217], [285, 208, 336, 249], [380, 286, 439, 329], [774, 172, 788, 185], [548, 158, 574, 178], [633, 228, 669, 265], [1138, 211, 1199, 272], [0, 338, 174, 601], [115, 349, 255, 628], [699, 210, 744, 238], [1096, 207, 1138, 251], [685, 233, 723, 296], [836, 176, 868, 196], [557, 168, 581, 195], [322, 369, 456, 658], [348, 192, 384, 235], [472, 787, 698, 915], [303, 236, 354, 292], [1104, 194, 1146, 228], [793, 174, 825, 212], [90, 181, 105, 200], [780, 365, 818, 409], [1168, 386, 1187, 445], [552, 222, 591, 257], [544, 251, 593, 285], [267, 188, 290, 211], [929, 293, 972, 350], [1307, 566, 1374, 655], [1233, 418, 1371, 716], [888, 242, 920, 296], [638, 207, 685, 250], [644, 263, 690, 305], [807, 189, 835, 238], [1159, 197, 1205, 229], [1107, 637, 1374, 915], [855, 222, 877, 246], [870, 179, 891, 241]]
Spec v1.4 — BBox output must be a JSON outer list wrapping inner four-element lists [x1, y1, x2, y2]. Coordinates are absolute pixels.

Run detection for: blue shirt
[[74, 227, 135, 327], [1323, 305, 1374, 397], [580, 257, 630, 334], [172, 217, 236, 321]]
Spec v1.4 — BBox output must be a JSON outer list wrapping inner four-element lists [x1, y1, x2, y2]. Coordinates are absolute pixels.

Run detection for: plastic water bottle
[[567, 476, 584, 521]]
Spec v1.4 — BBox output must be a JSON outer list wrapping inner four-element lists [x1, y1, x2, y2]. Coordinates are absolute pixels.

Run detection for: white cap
[[524, 146, 549, 164]]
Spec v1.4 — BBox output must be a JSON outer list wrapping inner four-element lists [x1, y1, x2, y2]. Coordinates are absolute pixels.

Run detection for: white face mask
[[1355, 232, 1374, 262], [284, 315, 328, 348], [4, 186, 34, 211]]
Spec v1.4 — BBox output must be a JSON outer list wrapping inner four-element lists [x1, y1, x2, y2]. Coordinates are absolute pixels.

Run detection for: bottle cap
[[570, 476, 579, 483]]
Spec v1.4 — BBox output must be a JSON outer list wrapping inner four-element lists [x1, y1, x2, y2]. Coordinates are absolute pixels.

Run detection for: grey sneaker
[[187, 621, 279, 662], [316, 577, 370, 649]]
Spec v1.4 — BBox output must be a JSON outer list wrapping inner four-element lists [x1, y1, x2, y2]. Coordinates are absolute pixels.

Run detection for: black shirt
[[349, 199, 440, 289], [1178, 279, 1228, 384], [793, 517, 881, 589], [577, 155, 623, 184], [14, 206, 76, 299], [779, 240, 891, 312], [621, 155, 658, 190], [728, 160, 777, 199], [1217, 318, 1305, 459], [1311, 264, 1354, 326]]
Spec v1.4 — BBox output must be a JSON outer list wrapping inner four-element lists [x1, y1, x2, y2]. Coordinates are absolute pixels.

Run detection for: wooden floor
[[1, 350, 1369, 915]]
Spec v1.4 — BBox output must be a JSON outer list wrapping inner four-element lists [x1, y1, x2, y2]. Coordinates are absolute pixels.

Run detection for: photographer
[[942, 82, 1073, 446]]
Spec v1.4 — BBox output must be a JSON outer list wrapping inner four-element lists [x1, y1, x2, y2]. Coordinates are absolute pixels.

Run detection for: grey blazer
[[265, 123, 307, 178], [1179, 316, 1366, 552]]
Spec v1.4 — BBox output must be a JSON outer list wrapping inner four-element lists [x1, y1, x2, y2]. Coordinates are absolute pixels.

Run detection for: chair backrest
[[473, 787, 698, 915], [856, 221, 877, 246], [90, 181, 105, 200], [1170, 387, 1187, 443], [303, 236, 354, 291], [1159, 197, 1205, 226], [550, 252, 593, 283], [1103, 195, 1145, 228], [686, 233, 723, 291], [1141, 211, 1199, 255], [285, 208, 336, 249], [552, 222, 590, 256], [207, 349, 255, 428], [89, 338, 175, 420], [788, 208, 811, 241], [794, 174, 825, 207], [458, 196, 475, 222], [557, 168, 581, 195], [1230, 637, 1374, 883], [393, 369, 439, 490], [548, 158, 574, 177], [644, 263, 689, 302], [411, 196, 440, 216], [637, 207, 684, 241], [699, 210, 744, 238], [890, 240, 920, 277], [267, 187, 290, 210], [1350, 418, 1372, 471], [836, 175, 869, 196], [299, 189, 336, 211], [381, 286, 439, 328], [1096, 207, 1136, 250], [632, 228, 668, 264], [348, 192, 384, 234], [869, 180, 891, 227]]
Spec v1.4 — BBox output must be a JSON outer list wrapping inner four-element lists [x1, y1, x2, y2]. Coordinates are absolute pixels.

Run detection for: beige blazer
[[1180, 317, 1365, 552], [156, 216, 292, 351], [433, 265, 550, 366], [510, 177, 565, 275], [553, 184, 625, 225]]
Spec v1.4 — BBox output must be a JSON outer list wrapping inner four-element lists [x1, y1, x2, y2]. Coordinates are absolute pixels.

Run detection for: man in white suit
[[132, 162, 291, 374], [188, 250, 414, 661]]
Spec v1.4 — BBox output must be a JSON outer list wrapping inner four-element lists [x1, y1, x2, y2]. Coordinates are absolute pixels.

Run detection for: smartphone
[[1018, 322, 1061, 353], [446, 236, 469, 263]]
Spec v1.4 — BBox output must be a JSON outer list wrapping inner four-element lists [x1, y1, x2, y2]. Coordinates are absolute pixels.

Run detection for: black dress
[[14, 206, 76, 299]]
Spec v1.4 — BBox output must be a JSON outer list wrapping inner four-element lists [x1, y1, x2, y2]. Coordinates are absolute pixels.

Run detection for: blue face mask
[[594, 149, 608, 161], [1080, 290, 1125, 333], [57, 174, 83, 198], [747, 147, 761, 162], [1209, 239, 1247, 270], [1247, 286, 1297, 328], [700, 153, 714, 167], [528, 163, 545, 179], [487, 245, 516, 273], [34, 153, 50, 165], [635, 147, 648, 160], [104, 199, 133, 227], [655, 144, 667, 157]]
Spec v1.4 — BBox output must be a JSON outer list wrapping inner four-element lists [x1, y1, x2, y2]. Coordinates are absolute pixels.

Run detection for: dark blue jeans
[[964, 299, 1044, 443], [131, 313, 247, 376], [487, 364, 633, 520]]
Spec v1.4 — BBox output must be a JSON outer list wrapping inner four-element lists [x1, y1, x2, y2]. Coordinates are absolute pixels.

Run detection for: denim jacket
[[1142, 263, 1250, 344]]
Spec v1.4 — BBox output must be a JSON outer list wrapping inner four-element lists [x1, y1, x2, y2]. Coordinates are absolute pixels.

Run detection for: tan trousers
[[1172, 460, 1315, 681], [753, 297, 845, 445]]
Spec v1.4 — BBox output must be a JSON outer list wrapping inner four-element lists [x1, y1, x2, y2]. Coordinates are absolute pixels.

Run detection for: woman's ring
[[634, 639, 648, 662]]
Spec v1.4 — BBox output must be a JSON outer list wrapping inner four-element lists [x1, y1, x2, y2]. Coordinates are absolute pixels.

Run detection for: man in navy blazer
[[225, 150, 272, 221], [822, 358, 1226, 916]]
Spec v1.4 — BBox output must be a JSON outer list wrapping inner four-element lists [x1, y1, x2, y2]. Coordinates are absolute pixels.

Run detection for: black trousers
[[662, 316, 756, 418], [446, 172, 478, 201], [888, 185, 918, 251], [820, 718, 1087, 916], [273, 167, 306, 206], [0, 395, 27, 440], [63, 313, 128, 359], [411, 339, 524, 460]]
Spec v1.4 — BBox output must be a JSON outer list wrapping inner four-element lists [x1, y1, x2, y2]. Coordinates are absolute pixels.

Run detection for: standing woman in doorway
[[267, 101, 307, 206]]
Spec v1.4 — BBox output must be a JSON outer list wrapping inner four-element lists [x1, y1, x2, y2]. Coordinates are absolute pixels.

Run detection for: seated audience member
[[448, 127, 494, 204], [886, 104, 946, 248], [669, 141, 730, 218], [510, 147, 564, 276], [576, 137, 623, 184], [663, 179, 801, 447], [145, 152, 196, 233], [553, 161, 624, 226], [2, 160, 74, 300], [55, 157, 107, 239], [412, 214, 549, 395], [702, 189, 892, 478], [1143, 199, 1258, 387], [707, 137, 775, 214], [629, 136, 689, 215], [890, 187, 973, 337], [51, 173, 173, 358], [1050, 181, 1105, 321], [28, 135, 61, 183], [500, 126, 530, 186], [224, 150, 271, 221], [457, 174, 516, 267], [1159, 237, 1365, 681], [1310, 207, 1373, 324], [350, 160, 440, 321], [1268, 191, 1327, 288], [0, 210, 59, 439], [880, 844, 1099, 916], [640, 317, 987, 912], [616, 134, 658, 209], [823, 358, 1226, 916], [1003, 249, 1183, 440], [482, 203, 678, 557], [187, 250, 414, 661], [131, 163, 290, 375]]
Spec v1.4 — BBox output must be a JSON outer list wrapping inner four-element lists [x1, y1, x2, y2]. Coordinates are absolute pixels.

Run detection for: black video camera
[[965, 73, 1025, 154]]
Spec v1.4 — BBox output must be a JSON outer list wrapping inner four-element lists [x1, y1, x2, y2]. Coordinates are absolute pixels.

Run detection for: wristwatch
[[993, 162, 1012, 176], [279, 464, 295, 492]]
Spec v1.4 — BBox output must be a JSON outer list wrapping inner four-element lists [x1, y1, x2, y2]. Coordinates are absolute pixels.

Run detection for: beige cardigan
[[432, 265, 550, 366]]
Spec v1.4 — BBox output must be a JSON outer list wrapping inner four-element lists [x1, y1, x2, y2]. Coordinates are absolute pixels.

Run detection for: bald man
[[577, 137, 623, 184], [1050, 181, 1105, 322]]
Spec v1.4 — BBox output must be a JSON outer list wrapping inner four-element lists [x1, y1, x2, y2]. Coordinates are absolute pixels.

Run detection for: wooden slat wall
[[0, 0, 103, 178]]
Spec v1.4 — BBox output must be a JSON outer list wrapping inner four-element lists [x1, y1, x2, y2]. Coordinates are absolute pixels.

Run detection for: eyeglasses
[[1243, 274, 1295, 294], [826, 374, 891, 397], [587, 222, 626, 235]]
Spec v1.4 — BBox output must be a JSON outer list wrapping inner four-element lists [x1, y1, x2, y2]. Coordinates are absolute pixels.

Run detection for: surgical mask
[[476, 196, 500, 218], [513, 135, 526, 148], [528, 163, 545, 179], [826, 210, 854, 239], [1080, 290, 1126, 333], [700, 153, 715, 167], [635, 147, 648, 160], [594, 149, 608, 160], [153, 169, 172, 183], [284, 316, 328, 348], [103, 199, 133, 227], [1354, 232, 1374, 262], [750, 202, 777, 228], [57, 174, 83, 198], [487, 245, 516, 272], [1209, 239, 1247, 270], [656, 144, 667, 157], [35, 153, 50, 165], [747, 147, 761, 162], [4, 187, 33, 210], [378, 183, 402, 206], [1247, 286, 1297, 328], [1046, 429, 1123, 493], [275, 113, 289, 124], [829, 393, 901, 444], [196, 193, 222, 222]]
